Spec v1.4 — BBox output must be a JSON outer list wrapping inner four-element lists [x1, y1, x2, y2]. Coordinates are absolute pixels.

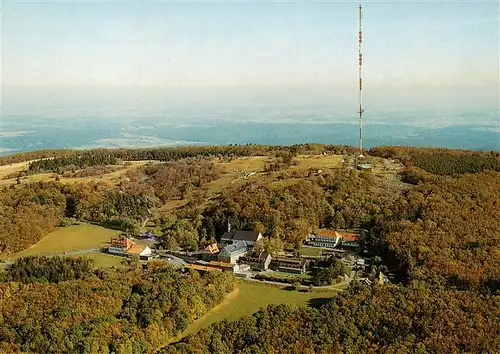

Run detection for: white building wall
[[109, 246, 126, 255], [139, 246, 152, 257]]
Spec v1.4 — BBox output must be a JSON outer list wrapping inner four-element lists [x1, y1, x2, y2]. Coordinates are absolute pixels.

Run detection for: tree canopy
[[0, 257, 235, 353]]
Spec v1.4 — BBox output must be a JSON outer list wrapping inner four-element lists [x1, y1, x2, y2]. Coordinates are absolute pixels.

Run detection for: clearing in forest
[[181, 279, 341, 337], [12, 223, 121, 259], [0, 160, 149, 186], [0, 161, 31, 181], [69, 252, 127, 268], [293, 154, 343, 169], [203, 154, 344, 196]]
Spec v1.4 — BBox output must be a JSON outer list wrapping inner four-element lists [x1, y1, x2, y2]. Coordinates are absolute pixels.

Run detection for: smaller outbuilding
[[126, 244, 153, 260], [204, 243, 220, 254], [201, 243, 221, 261]]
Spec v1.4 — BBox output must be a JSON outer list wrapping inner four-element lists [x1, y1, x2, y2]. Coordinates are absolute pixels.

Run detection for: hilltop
[[0, 144, 499, 353]]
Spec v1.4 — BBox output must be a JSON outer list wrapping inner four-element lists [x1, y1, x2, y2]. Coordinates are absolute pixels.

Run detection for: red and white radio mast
[[358, 2, 365, 158]]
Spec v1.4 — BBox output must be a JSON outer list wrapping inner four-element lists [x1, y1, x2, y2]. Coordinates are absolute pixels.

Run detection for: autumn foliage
[[0, 144, 498, 353], [0, 257, 235, 353]]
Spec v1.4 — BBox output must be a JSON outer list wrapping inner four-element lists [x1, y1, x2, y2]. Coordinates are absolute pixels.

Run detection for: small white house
[[126, 245, 152, 259]]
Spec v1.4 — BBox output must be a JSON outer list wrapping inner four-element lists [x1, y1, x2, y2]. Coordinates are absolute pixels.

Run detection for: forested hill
[[163, 146, 500, 353], [0, 144, 356, 167], [370, 146, 500, 175], [163, 284, 499, 354], [0, 257, 235, 353], [0, 144, 499, 353]]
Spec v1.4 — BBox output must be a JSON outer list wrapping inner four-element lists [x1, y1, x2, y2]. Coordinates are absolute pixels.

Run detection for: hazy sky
[[2, 0, 499, 115]]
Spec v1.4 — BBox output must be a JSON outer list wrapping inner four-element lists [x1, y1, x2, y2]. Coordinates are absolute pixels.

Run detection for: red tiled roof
[[341, 233, 360, 242], [126, 244, 147, 255], [111, 237, 135, 248]]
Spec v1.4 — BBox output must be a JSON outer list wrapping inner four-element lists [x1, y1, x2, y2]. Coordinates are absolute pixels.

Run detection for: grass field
[[0, 160, 149, 186], [300, 246, 324, 257], [0, 155, 344, 191], [293, 155, 343, 169], [68, 252, 126, 268], [12, 223, 121, 259], [182, 279, 340, 337], [261, 270, 313, 279], [202, 154, 344, 197], [215, 156, 269, 173], [0, 161, 31, 181], [213, 155, 343, 174]]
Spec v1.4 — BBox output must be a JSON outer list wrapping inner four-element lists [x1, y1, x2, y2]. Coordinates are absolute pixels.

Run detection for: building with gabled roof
[[108, 236, 152, 260], [218, 241, 249, 264], [341, 233, 360, 242], [271, 257, 307, 274], [126, 244, 152, 259], [306, 229, 342, 248], [109, 236, 135, 255], [201, 245, 220, 262], [221, 230, 262, 246], [340, 232, 360, 250], [238, 251, 272, 271]]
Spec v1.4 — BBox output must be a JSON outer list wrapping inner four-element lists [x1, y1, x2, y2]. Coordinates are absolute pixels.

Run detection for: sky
[[2, 0, 499, 118]]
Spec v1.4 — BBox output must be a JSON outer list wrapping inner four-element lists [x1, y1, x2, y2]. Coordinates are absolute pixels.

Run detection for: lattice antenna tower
[[358, 2, 365, 158]]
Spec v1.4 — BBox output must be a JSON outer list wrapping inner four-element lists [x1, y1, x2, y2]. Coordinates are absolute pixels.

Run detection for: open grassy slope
[[0, 161, 31, 181], [0, 160, 149, 186], [70, 252, 127, 268], [182, 279, 341, 337], [11, 223, 120, 259]]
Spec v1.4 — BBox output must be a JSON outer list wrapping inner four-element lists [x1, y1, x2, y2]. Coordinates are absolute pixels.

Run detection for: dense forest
[[164, 283, 500, 354], [27, 151, 120, 174], [370, 146, 500, 175], [0, 149, 76, 166], [162, 146, 498, 353], [193, 171, 392, 248], [0, 182, 66, 253], [0, 144, 499, 353], [375, 171, 500, 292], [0, 181, 158, 253], [0, 256, 235, 353]]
